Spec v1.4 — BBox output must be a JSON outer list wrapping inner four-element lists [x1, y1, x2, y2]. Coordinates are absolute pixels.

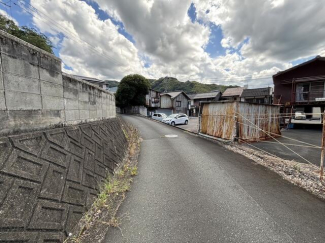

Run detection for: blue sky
[[0, 0, 323, 87]]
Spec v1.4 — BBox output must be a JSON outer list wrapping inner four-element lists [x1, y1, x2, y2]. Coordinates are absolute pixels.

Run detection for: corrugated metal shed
[[201, 102, 236, 140], [200, 101, 281, 141]]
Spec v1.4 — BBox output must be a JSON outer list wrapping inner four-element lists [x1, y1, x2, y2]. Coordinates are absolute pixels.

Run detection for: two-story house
[[145, 89, 161, 116], [160, 92, 190, 115], [273, 55, 325, 118]]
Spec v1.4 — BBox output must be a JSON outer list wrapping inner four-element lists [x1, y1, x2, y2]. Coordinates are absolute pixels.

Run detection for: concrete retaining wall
[[0, 30, 115, 136], [0, 118, 128, 241]]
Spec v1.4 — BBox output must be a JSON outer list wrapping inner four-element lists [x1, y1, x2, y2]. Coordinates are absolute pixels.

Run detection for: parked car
[[294, 111, 306, 120], [162, 113, 189, 126], [151, 113, 167, 121]]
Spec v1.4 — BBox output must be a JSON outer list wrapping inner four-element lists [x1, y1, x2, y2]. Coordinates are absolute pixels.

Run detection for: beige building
[[160, 92, 190, 115]]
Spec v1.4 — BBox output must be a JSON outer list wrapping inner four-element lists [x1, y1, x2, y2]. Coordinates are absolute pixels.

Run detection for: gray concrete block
[[0, 60, 3, 90], [3, 73, 40, 94], [78, 101, 89, 110], [79, 92, 89, 102], [42, 95, 64, 110], [79, 110, 89, 120], [89, 110, 97, 119], [0, 33, 40, 65], [1, 54, 39, 79], [64, 87, 79, 99], [0, 90, 6, 110], [63, 75, 79, 89], [102, 108, 108, 118], [89, 104, 96, 112], [40, 53, 61, 73], [97, 109, 102, 118], [1, 110, 63, 135], [5, 90, 41, 110], [65, 110, 79, 121], [0, 110, 8, 131], [41, 81, 63, 97], [96, 101, 102, 110], [39, 67, 62, 85], [64, 98, 79, 110]]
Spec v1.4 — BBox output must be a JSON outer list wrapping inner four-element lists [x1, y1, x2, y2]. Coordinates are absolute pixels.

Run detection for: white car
[[162, 113, 189, 126], [294, 111, 306, 120], [151, 113, 167, 121]]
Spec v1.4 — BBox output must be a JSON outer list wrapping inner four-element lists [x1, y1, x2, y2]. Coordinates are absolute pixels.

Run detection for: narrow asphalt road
[[105, 115, 325, 243]]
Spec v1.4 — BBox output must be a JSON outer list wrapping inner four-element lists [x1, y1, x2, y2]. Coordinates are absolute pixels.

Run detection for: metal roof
[[73, 75, 102, 83], [273, 55, 325, 78], [161, 91, 190, 100], [222, 87, 244, 97], [188, 92, 220, 100], [241, 87, 271, 98], [72, 75, 119, 85]]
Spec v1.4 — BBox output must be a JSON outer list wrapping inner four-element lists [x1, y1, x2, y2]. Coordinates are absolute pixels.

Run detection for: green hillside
[[150, 77, 238, 94], [106, 77, 238, 94]]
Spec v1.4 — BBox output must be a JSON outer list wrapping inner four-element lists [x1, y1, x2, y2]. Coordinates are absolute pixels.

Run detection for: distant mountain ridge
[[104, 80, 119, 88], [105, 77, 238, 94], [149, 77, 238, 94]]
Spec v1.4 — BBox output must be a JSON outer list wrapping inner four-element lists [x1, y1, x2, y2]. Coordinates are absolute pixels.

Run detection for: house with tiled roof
[[188, 91, 221, 116], [241, 87, 273, 104], [221, 87, 244, 101]]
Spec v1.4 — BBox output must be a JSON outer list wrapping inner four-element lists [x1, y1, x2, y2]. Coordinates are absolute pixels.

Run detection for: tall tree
[[0, 14, 53, 54], [116, 74, 150, 108]]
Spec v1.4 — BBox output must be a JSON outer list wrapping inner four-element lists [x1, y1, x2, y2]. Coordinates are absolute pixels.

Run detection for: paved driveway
[[177, 117, 199, 133], [105, 115, 325, 243], [247, 128, 322, 166]]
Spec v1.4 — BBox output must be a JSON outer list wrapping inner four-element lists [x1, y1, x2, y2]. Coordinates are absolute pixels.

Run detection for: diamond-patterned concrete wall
[[0, 118, 128, 242]]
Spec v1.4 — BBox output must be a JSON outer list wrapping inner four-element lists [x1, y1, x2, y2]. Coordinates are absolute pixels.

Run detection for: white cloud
[[30, 0, 145, 80], [27, 0, 325, 88], [95, 0, 229, 82], [49, 36, 60, 46], [194, 0, 325, 62]]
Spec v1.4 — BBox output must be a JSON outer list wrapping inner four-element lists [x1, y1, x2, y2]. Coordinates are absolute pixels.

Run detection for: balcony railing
[[294, 91, 325, 103]]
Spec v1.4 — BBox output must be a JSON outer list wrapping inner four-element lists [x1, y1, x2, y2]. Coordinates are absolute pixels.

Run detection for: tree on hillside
[[115, 74, 150, 108], [0, 14, 53, 54]]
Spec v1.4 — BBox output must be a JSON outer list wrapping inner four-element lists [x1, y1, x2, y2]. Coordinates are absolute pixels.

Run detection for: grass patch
[[130, 166, 138, 176]]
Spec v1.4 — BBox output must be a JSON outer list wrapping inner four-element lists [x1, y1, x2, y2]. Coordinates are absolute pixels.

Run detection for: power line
[[0, 1, 11, 8]]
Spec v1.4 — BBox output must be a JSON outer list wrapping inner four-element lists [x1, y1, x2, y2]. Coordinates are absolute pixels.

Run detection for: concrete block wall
[[0, 118, 128, 241], [0, 30, 116, 136]]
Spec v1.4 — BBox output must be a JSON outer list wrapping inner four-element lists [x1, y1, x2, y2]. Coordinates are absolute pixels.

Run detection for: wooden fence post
[[320, 112, 325, 180]]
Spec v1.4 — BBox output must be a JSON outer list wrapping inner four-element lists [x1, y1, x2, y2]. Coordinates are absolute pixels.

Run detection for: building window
[[152, 98, 159, 104], [176, 101, 181, 107]]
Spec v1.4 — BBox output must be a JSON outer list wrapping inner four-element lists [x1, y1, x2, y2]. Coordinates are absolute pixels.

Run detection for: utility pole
[[320, 112, 325, 180]]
